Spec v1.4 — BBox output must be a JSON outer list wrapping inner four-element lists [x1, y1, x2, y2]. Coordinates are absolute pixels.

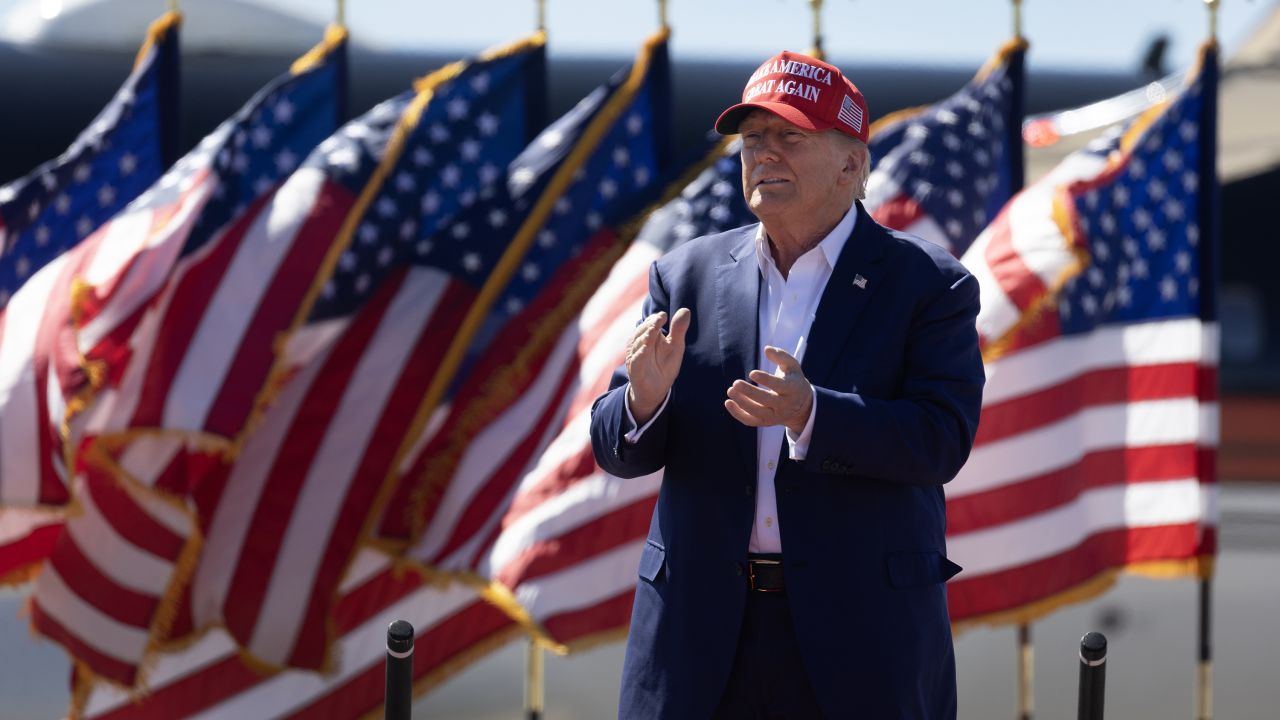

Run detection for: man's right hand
[[626, 308, 691, 426]]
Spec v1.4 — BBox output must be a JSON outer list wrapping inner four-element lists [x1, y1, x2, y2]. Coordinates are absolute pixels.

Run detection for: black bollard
[[1077, 631, 1107, 720], [385, 620, 414, 720]]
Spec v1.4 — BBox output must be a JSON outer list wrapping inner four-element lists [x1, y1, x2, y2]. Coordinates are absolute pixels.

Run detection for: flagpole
[[808, 0, 825, 60], [657, 0, 668, 30], [168, 0, 178, 11], [1009, 6, 1032, 716], [1197, 8, 1218, 720], [536, 0, 546, 32], [336, 0, 345, 28], [1018, 624, 1034, 720], [525, 640, 545, 720], [1197, 578, 1213, 719]]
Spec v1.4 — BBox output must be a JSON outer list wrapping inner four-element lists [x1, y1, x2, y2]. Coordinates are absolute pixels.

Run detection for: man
[[591, 51, 984, 719]]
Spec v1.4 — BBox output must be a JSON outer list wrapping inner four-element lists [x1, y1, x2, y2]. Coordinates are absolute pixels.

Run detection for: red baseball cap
[[715, 51, 869, 143]]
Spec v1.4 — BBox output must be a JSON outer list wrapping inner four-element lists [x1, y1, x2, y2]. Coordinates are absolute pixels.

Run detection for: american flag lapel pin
[[853, 274, 867, 289]]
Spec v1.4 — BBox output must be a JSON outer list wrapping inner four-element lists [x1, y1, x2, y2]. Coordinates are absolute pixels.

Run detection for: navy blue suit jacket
[[590, 203, 985, 719]]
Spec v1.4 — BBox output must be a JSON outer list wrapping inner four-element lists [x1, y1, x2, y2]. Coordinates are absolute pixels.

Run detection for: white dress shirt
[[624, 201, 858, 553]]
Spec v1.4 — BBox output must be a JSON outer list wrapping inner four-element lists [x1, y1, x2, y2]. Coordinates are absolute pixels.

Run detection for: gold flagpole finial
[[1012, 0, 1024, 40], [808, 0, 825, 60], [1204, 0, 1219, 42], [168, 0, 179, 12], [658, 0, 669, 30], [537, 0, 547, 32], [336, 0, 345, 28]]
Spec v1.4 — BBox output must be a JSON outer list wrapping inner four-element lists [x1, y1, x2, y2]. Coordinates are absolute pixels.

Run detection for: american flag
[[379, 129, 754, 655], [75, 30, 675, 718], [20, 29, 348, 691], [864, 38, 1026, 256], [76, 549, 519, 720], [0, 11, 179, 585], [0, 13, 180, 310], [945, 43, 1219, 625], [166, 33, 550, 679], [373, 29, 673, 551]]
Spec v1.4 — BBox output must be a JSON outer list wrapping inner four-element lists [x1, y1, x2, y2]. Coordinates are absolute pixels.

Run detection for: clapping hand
[[626, 308, 691, 425], [725, 346, 813, 435]]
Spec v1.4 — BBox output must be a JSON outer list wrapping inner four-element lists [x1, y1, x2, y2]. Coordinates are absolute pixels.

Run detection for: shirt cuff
[[623, 385, 671, 444], [785, 386, 818, 460]]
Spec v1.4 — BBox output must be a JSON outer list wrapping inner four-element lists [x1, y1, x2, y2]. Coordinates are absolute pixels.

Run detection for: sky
[[243, 0, 1272, 70], [0, 0, 1275, 72]]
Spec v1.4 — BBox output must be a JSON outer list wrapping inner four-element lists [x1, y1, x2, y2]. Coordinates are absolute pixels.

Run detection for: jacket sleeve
[[800, 271, 984, 486], [590, 261, 673, 479]]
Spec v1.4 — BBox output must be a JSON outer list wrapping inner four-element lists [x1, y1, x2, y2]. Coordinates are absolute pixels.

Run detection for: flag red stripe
[[541, 588, 635, 646], [947, 445, 1209, 534], [202, 183, 357, 436], [32, 250, 88, 505], [982, 208, 1047, 316], [947, 523, 1208, 620], [30, 601, 139, 686], [869, 195, 925, 232], [435, 351, 582, 566], [82, 469, 186, 561], [127, 194, 273, 429], [288, 278, 474, 668], [499, 444, 596, 534], [975, 363, 1209, 446], [221, 270, 406, 648], [382, 230, 619, 542], [494, 495, 655, 588], [45, 536, 157, 628], [86, 568, 511, 720], [0, 522, 61, 578]]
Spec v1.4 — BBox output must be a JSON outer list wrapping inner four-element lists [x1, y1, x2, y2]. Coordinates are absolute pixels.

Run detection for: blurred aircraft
[[1, 0, 1276, 471]]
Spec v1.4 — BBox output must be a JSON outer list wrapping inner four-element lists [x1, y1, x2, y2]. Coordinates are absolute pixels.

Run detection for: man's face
[[739, 110, 850, 225]]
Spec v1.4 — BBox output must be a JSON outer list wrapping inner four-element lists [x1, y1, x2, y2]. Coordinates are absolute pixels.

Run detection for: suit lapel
[[715, 227, 760, 465], [801, 202, 890, 386]]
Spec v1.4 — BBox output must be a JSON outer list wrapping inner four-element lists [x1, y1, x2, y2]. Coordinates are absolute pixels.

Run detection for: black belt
[[747, 557, 785, 592]]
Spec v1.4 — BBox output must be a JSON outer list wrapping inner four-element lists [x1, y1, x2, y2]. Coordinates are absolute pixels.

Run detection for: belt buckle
[[748, 558, 782, 593]]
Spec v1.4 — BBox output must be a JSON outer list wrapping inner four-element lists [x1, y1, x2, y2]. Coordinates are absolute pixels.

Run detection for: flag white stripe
[[438, 385, 575, 572], [0, 507, 60, 545], [117, 434, 182, 485], [64, 479, 175, 595], [34, 565, 150, 665], [982, 318, 1215, 405], [82, 630, 239, 717], [78, 209, 157, 289], [246, 267, 448, 663], [0, 255, 65, 505], [484, 472, 661, 578], [949, 480, 1213, 575], [164, 168, 325, 431], [578, 245, 657, 334], [514, 539, 645, 620], [951, 399, 1216, 497], [411, 315, 585, 564], [191, 346, 331, 629], [80, 178, 213, 349], [963, 222, 1022, 341], [900, 214, 951, 252]]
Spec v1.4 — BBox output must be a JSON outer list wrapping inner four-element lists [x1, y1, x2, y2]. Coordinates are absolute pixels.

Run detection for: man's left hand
[[725, 346, 813, 435]]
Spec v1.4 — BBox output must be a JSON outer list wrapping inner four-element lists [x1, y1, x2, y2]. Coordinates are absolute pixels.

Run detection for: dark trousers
[[712, 590, 825, 719]]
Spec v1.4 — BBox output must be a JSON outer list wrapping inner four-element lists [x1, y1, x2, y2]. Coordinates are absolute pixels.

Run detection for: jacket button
[[820, 460, 831, 471], [734, 563, 744, 576], [744, 484, 754, 496]]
